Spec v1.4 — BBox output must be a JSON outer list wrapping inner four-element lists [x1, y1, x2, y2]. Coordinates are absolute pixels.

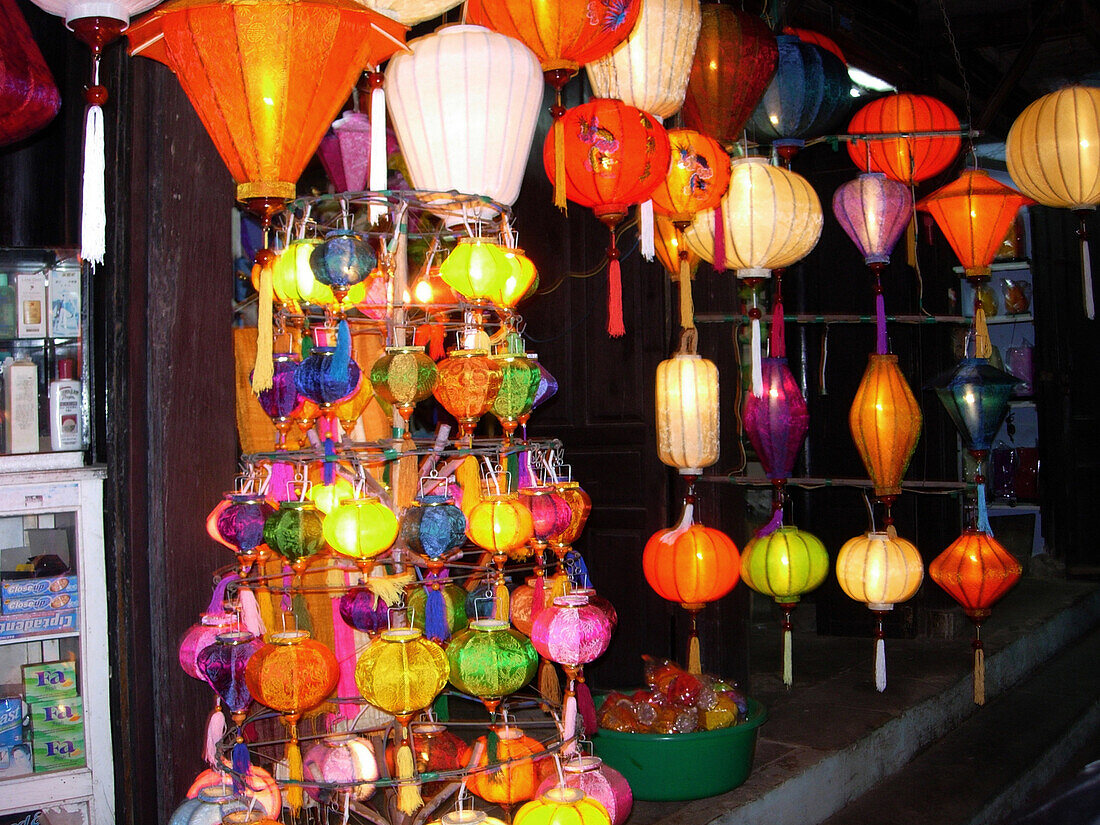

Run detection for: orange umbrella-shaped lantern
[[543, 98, 671, 337]]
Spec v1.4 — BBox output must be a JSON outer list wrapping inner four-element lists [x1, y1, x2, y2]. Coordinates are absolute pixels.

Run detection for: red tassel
[[607, 257, 624, 337], [770, 298, 785, 358], [713, 208, 726, 272]]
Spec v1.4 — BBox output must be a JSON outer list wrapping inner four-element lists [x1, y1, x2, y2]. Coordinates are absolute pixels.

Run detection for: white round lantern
[[655, 346, 719, 475], [385, 25, 543, 225]]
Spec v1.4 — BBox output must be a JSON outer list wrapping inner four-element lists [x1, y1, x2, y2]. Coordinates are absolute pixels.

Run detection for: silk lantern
[[743, 358, 808, 521], [749, 34, 851, 163], [338, 585, 391, 634], [547, 481, 591, 566], [463, 725, 548, 811], [255, 353, 302, 448], [849, 353, 922, 515], [929, 530, 1022, 704], [0, 0, 61, 146], [847, 93, 961, 184], [187, 764, 280, 818], [682, 5, 778, 147], [178, 575, 236, 681], [303, 734, 379, 804], [406, 722, 466, 796], [543, 98, 671, 336], [467, 494, 536, 560], [654, 214, 700, 279], [385, 25, 542, 226], [168, 787, 247, 825], [401, 493, 468, 560], [740, 525, 828, 687], [519, 355, 559, 438], [128, 0, 406, 212], [323, 495, 399, 572], [520, 486, 572, 628], [263, 500, 325, 575], [295, 325, 362, 408], [439, 240, 516, 305], [537, 757, 632, 825], [354, 0, 461, 26], [514, 787, 612, 825], [782, 27, 845, 63], [655, 336, 720, 476], [214, 493, 274, 573], [370, 345, 438, 437], [917, 170, 1034, 351], [643, 501, 739, 673], [308, 475, 355, 515], [245, 630, 340, 812], [684, 157, 822, 397], [310, 229, 377, 303], [447, 618, 538, 712], [836, 531, 924, 692], [491, 350, 540, 440]]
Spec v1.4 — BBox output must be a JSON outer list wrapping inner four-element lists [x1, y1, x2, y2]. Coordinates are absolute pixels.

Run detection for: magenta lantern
[[537, 756, 633, 825], [832, 172, 913, 266], [530, 594, 613, 668], [178, 574, 238, 680], [743, 358, 809, 482]]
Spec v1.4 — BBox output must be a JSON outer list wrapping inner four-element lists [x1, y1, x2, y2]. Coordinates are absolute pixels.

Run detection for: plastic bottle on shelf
[[0, 274, 15, 338], [48, 358, 81, 451]]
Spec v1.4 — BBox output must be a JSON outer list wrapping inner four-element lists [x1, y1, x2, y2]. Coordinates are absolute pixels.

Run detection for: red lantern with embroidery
[[543, 98, 671, 337], [847, 93, 961, 184]]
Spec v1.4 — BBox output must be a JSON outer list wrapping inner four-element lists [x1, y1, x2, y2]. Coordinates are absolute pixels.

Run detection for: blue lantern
[[400, 494, 467, 560], [309, 229, 376, 293], [931, 358, 1020, 455]]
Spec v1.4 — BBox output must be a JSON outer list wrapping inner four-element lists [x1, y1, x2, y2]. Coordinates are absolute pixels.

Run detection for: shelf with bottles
[[0, 250, 89, 461]]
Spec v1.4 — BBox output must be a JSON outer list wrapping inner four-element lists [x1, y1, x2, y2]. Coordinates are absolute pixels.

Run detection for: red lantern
[[781, 26, 845, 64], [847, 93, 961, 184], [543, 98, 671, 337], [929, 530, 1022, 704]]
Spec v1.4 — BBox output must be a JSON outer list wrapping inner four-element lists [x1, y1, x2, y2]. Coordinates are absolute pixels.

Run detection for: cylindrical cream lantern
[[655, 347, 719, 475]]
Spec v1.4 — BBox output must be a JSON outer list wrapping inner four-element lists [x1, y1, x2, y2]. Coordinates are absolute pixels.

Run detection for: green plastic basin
[[591, 698, 767, 801]]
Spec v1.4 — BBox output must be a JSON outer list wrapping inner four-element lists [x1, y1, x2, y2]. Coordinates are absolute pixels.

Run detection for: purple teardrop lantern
[[338, 586, 391, 633], [255, 353, 302, 422], [216, 495, 274, 555], [196, 631, 264, 714], [743, 358, 809, 480], [832, 173, 913, 265]]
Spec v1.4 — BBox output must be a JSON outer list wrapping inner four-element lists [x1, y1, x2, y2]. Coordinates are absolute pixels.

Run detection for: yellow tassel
[[688, 634, 702, 675], [539, 659, 562, 706], [251, 259, 274, 393], [782, 626, 793, 688], [679, 257, 695, 331], [395, 743, 423, 814], [365, 571, 414, 606], [553, 117, 567, 212], [974, 304, 992, 359], [974, 645, 985, 705], [905, 214, 917, 269], [495, 580, 511, 621], [549, 573, 569, 601], [456, 456, 482, 517], [286, 736, 303, 813]]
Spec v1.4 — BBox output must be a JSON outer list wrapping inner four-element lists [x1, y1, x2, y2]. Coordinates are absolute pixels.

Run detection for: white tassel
[[875, 637, 886, 692], [203, 708, 226, 766], [751, 317, 763, 398], [1082, 237, 1095, 320], [82, 104, 106, 266], [561, 692, 578, 755], [238, 588, 266, 638], [369, 78, 387, 226], [640, 200, 655, 261], [782, 626, 793, 689]]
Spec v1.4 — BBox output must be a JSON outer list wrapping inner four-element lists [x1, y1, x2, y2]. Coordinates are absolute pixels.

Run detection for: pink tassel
[[561, 693, 578, 755], [268, 461, 295, 503], [713, 208, 726, 272], [331, 592, 361, 721], [238, 588, 265, 638], [770, 298, 785, 358], [607, 257, 625, 337], [755, 507, 784, 538], [533, 573, 546, 620], [576, 679, 598, 736], [204, 707, 226, 766]]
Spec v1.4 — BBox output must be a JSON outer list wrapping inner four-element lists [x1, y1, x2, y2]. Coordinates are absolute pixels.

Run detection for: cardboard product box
[[15, 271, 45, 338], [1, 575, 78, 599], [0, 742, 33, 779], [0, 610, 77, 643], [31, 729, 84, 772], [3, 359, 39, 454], [2, 591, 78, 616], [46, 267, 80, 339], [29, 695, 82, 734], [21, 661, 77, 702]]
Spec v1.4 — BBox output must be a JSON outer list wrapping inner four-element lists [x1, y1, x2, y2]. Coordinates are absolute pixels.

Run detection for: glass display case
[[0, 467, 111, 825]]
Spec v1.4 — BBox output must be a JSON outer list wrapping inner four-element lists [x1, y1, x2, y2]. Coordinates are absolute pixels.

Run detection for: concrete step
[[626, 577, 1100, 825]]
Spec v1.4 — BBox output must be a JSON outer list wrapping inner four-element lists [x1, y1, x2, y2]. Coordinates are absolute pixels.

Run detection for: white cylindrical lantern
[[585, 0, 702, 120], [655, 348, 719, 475], [385, 25, 543, 225]]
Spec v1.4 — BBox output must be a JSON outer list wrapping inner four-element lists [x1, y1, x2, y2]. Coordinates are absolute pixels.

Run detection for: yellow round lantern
[[836, 530, 924, 692], [429, 812, 508, 825], [491, 249, 539, 309], [433, 349, 504, 437], [514, 787, 612, 825], [654, 342, 719, 475], [466, 494, 535, 559], [308, 476, 355, 514], [323, 496, 399, 571], [355, 627, 449, 719], [439, 239, 515, 304]]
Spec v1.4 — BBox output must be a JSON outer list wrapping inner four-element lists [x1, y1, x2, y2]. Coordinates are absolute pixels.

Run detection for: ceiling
[[781, 0, 1100, 141]]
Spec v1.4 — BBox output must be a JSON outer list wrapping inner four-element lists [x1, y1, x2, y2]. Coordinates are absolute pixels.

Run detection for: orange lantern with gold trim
[[462, 725, 549, 813]]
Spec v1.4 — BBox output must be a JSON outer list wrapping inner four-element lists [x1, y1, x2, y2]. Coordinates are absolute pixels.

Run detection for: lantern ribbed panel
[[244, 632, 340, 714], [303, 735, 379, 802], [682, 5, 777, 145], [749, 35, 851, 146], [536, 758, 633, 825], [370, 346, 437, 407], [931, 358, 1019, 452], [742, 357, 808, 480], [187, 765, 281, 817], [929, 531, 1022, 614], [847, 93, 961, 184], [848, 353, 922, 499], [447, 620, 538, 698], [354, 628, 448, 716], [354, 0, 461, 26], [836, 532, 924, 608], [263, 503, 325, 566], [32, 0, 158, 24], [585, 0, 701, 119], [514, 788, 612, 825], [642, 524, 740, 606], [1006, 86, 1100, 209], [466, 0, 642, 73], [651, 129, 731, 223], [740, 526, 828, 603], [530, 596, 613, 666], [832, 172, 913, 265], [463, 728, 547, 805], [128, 0, 406, 201], [684, 157, 822, 277], [655, 352, 720, 474], [385, 26, 542, 222], [917, 170, 1033, 278]]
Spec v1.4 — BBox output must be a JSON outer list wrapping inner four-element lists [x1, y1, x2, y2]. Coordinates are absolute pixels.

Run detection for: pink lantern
[[187, 764, 281, 818], [303, 734, 379, 804], [569, 587, 618, 631], [530, 595, 613, 667], [536, 756, 633, 825], [178, 574, 238, 680]]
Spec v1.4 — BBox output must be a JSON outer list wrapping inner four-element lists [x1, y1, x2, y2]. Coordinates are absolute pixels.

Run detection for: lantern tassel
[[396, 743, 423, 814], [875, 291, 888, 355], [875, 636, 887, 693], [1082, 235, 1095, 320], [976, 482, 993, 537], [251, 259, 275, 393], [974, 303, 992, 360], [369, 73, 387, 226], [713, 208, 726, 272], [238, 587, 265, 638], [82, 102, 106, 266], [561, 691, 578, 754], [771, 297, 786, 358], [533, 571, 546, 620], [539, 659, 562, 705], [974, 637, 986, 705], [495, 579, 510, 622], [688, 632, 702, 675], [751, 317, 763, 398], [755, 507, 784, 538], [207, 573, 235, 617], [640, 200, 655, 261], [268, 461, 295, 502], [424, 583, 449, 642], [286, 737, 304, 813], [782, 624, 793, 688], [679, 258, 695, 331], [607, 253, 625, 338], [486, 725, 499, 763], [231, 738, 251, 794], [553, 115, 567, 212], [365, 571, 414, 606], [203, 707, 225, 766], [576, 678, 598, 736], [331, 318, 352, 380]]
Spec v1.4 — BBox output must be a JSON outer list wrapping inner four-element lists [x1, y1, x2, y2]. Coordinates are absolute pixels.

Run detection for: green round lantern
[[489, 352, 540, 440], [741, 524, 829, 688], [263, 501, 326, 575], [446, 619, 538, 711], [408, 581, 469, 638], [370, 346, 438, 437]]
